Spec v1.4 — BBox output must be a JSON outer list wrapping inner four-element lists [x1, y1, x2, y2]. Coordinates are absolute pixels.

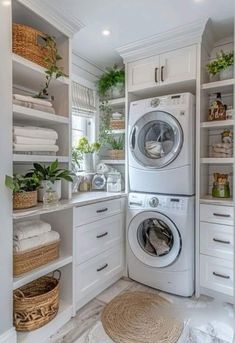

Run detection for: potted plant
[[97, 64, 125, 100], [5, 174, 40, 210], [107, 134, 125, 160], [26, 160, 73, 201], [74, 137, 101, 173], [207, 50, 234, 81]]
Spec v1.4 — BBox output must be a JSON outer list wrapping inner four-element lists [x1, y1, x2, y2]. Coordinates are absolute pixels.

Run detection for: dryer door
[[129, 111, 183, 169], [128, 211, 181, 268]]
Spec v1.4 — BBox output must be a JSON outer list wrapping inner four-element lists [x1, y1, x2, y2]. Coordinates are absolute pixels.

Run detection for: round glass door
[[130, 111, 183, 168], [128, 211, 181, 268]]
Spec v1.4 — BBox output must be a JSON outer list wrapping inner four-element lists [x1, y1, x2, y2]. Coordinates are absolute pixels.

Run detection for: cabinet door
[[127, 56, 160, 92], [160, 45, 197, 85]]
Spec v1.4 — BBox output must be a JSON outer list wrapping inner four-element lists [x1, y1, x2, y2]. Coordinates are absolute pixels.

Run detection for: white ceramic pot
[[111, 83, 125, 99], [219, 66, 234, 81], [38, 180, 61, 202], [84, 153, 94, 172]]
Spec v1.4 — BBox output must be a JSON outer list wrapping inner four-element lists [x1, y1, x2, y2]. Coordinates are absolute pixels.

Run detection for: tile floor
[[50, 278, 234, 343]]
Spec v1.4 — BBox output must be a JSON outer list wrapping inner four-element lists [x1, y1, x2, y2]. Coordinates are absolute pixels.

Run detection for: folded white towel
[[13, 99, 56, 114], [13, 231, 60, 252], [13, 94, 52, 107], [13, 126, 58, 140], [14, 220, 51, 240], [13, 143, 59, 152], [14, 136, 56, 145]]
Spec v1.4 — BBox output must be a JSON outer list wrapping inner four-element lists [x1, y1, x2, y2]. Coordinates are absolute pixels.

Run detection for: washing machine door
[[128, 211, 181, 268], [129, 111, 183, 169]]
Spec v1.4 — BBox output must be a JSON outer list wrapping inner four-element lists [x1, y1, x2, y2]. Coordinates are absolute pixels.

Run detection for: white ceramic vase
[[219, 65, 234, 80], [110, 83, 125, 99], [84, 153, 94, 172], [38, 179, 61, 202]]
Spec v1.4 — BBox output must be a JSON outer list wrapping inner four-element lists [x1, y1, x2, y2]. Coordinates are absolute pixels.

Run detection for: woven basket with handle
[[13, 23, 56, 68], [14, 271, 61, 331], [13, 191, 37, 210]]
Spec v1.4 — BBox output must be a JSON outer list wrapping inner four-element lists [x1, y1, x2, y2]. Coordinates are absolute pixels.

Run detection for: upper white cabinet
[[127, 45, 197, 92]]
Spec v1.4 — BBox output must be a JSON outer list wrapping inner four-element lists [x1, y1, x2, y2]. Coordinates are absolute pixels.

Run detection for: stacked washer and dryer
[[127, 93, 195, 296]]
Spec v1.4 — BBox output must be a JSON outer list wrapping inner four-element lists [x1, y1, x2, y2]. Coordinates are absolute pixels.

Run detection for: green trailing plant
[[99, 102, 112, 145], [97, 64, 125, 99], [26, 160, 74, 183], [72, 147, 83, 171], [75, 136, 101, 154], [5, 174, 40, 193], [107, 134, 125, 150], [207, 50, 234, 76], [36, 35, 66, 98]]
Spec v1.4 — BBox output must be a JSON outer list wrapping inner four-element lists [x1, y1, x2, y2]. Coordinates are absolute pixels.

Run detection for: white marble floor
[[49, 278, 234, 343]]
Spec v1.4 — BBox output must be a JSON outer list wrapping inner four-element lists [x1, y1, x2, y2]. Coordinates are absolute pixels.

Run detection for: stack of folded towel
[[13, 94, 55, 114], [13, 126, 59, 155], [13, 219, 60, 253], [211, 143, 233, 158]]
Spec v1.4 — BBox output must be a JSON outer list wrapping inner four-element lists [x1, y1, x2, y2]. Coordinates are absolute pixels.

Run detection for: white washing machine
[[127, 192, 194, 296], [128, 93, 195, 195]]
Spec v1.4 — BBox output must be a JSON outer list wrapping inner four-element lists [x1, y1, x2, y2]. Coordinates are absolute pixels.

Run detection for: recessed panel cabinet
[[127, 45, 197, 92]]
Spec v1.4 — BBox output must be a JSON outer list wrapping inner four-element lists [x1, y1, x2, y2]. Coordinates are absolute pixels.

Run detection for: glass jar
[[43, 187, 59, 207], [107, 172, 122, 192]]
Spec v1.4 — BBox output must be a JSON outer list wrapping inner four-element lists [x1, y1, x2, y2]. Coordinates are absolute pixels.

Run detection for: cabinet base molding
[[199, 286, 234, 305], [0, 328, 16, 343]]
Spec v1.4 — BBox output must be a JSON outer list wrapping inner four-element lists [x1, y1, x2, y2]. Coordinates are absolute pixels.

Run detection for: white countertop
[[13, 192, 127, 219]]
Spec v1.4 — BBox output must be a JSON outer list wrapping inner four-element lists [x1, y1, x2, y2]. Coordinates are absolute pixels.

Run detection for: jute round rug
[[101, 291, 183, 343]]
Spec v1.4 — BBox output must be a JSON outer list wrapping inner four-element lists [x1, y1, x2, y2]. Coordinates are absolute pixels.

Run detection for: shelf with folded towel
[[201, 158, 234, 164], [13, 154, 69, 163]]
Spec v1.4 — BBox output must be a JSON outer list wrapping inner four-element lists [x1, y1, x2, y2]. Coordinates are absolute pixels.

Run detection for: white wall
[[0, 0, 14, 340]]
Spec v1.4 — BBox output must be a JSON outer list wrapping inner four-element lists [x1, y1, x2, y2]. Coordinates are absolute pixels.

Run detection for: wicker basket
[[108, 149, 125, 160], [13, 23, 56, 68], [14, 271, 61, 331], [110, 119, 125, 130], [14, 241, 60, 277], [13, 191, 37, 210]]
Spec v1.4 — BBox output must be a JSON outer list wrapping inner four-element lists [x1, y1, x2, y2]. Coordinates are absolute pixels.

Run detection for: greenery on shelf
[[99, 102, 112, 145], [75, 136, 101, 154], [107, 134, 125, 150], [36, 35, 66, 99], [207, 50, 234, 76], [5, 174, 40, 193], [97, 64, 125, 99], [26, 160, 74, 183]]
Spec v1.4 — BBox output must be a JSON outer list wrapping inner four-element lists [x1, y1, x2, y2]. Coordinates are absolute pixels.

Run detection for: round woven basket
[[101, 291, 183, 343], [13, 191, 37, 210]]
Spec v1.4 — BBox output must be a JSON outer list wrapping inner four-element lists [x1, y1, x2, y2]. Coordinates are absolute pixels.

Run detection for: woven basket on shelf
[[14, 271, 61, 331], [12, 23, 56, 68], [110, 119, 125, 130], [108, 149, 125, 160], [13, 191, 38, 210], [13, 241, 60, 277]]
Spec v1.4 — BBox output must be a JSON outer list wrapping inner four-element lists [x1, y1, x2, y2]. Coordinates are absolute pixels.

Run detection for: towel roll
[[13, 231, 60, 252], [14, 220, 51, 240]]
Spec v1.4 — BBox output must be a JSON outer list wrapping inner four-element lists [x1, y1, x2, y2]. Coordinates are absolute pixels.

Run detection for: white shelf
[[200, 195, 234, 206], [201, 78, 235, 94], [17, 300, 72, 343], [108, 97, 125, 108], [100, 159, 125, 165], [13, 104, 69, 125], [13, 253, 72, 290], [200, 119, 235, 129], [13, 154, 69, 163], [13, 53, 69, 90], [201, 158, 234, 164], [106, 129, 125, 134]]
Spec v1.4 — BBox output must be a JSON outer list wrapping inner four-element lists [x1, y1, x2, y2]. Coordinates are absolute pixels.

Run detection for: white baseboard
[[0, 328, 16, 343]]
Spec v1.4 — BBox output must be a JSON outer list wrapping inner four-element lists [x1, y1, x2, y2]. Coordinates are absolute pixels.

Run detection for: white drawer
[[75, 214, 124, 264], [200, 204, 234, 226], [200, 255, 233, 296], [200, 222, 233, 261], [75, 245, 124, 307], [74, 198, 124, 226]]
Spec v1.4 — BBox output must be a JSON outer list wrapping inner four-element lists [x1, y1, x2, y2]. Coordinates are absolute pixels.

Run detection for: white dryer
[[127, 192, 194, 296], [128, 93, 195, 195]]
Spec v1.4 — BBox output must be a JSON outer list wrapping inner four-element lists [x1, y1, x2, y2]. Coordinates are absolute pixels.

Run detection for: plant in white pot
[[97, 64, 125, 100], [207, 50, 234, 81], [26, 160, 73, 201], [74, 137, 101, 173]]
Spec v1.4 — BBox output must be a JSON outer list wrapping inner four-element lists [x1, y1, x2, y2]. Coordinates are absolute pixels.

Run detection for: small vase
[[219, 66, 234, 81], [38, 180, 61, 202], [84, 153, 94, 172]]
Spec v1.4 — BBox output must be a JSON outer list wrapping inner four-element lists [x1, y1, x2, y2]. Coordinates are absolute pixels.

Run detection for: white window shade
[[72, 81, 96, 114]]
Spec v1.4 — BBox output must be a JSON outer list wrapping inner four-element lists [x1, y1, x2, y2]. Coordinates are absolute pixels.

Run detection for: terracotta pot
[[13, 191, 38, 210]]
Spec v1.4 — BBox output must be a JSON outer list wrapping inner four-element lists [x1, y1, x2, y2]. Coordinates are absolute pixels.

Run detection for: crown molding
[[17, 0, 84, 37], [117, 18, 211, 62]]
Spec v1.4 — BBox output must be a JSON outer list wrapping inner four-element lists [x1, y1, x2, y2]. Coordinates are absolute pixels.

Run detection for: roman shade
[[72, 81, 96, 115]]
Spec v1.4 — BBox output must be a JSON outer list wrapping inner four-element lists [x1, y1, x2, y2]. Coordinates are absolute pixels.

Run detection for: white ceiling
[[44, 0, 234, 69]]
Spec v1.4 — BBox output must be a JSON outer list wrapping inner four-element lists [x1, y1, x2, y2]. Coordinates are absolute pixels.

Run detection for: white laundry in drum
[[145, 140, 174, 159]]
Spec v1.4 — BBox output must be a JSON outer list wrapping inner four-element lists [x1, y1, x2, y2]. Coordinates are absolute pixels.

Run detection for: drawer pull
[[97, 263, 108, 272], [213, 238, 230, 245], [213, 213, 231, 218], [96, 208, 108, 213], [213, 272, 230, 279], [96, 232, 108, 239]]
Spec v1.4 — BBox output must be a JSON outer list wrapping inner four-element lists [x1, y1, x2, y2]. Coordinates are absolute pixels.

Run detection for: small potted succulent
[[26, 160, 73, 201], [74, 137, 101, 172], [107, 134, 125, 160], [5, 174, 40, 210], [97, 64, 125, 100], [207, 50, 234, 81]]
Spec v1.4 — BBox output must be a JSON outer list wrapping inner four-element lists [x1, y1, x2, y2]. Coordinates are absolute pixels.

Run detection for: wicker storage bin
[[110, 119, 125, 130], [13, 191, 37, 210], [14, 271, 61, 331], [14, 241, 60, 276], [108, 149, 125, 160], [13, 23, 56, 68]]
